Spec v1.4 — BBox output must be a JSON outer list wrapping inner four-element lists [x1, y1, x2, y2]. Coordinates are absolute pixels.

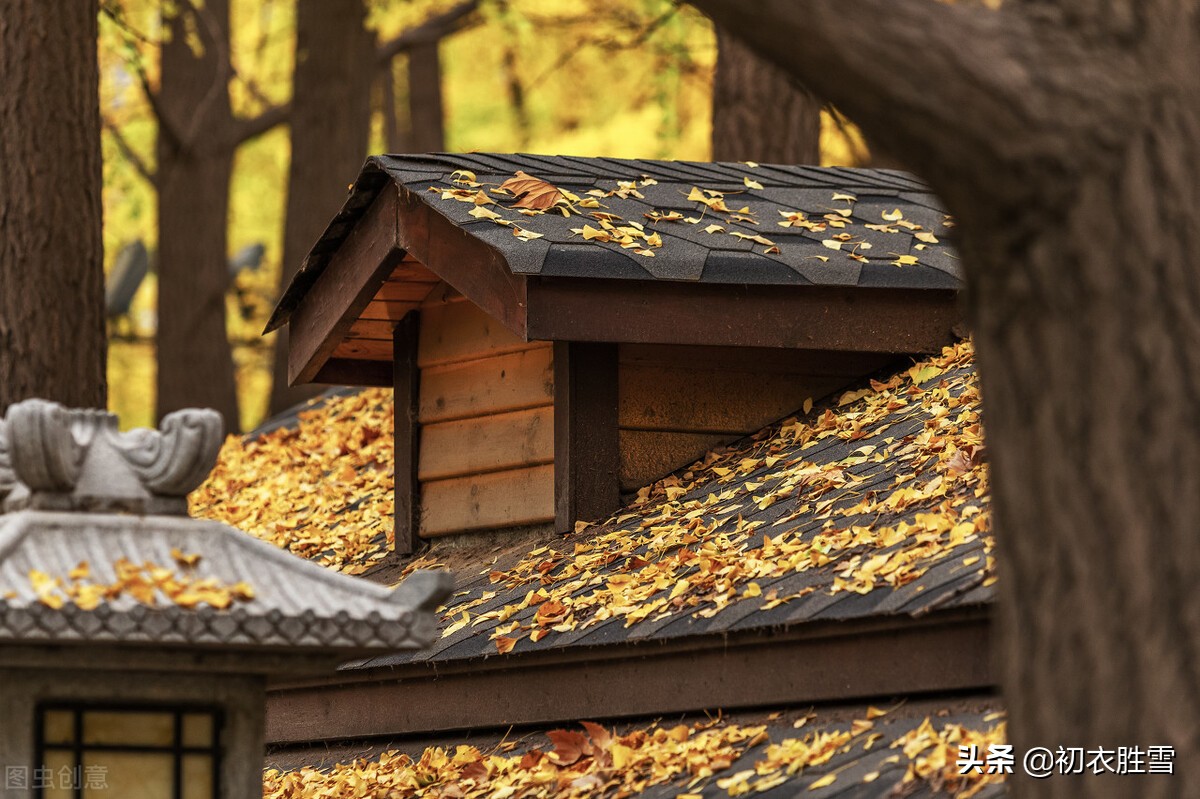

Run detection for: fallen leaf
[[809, 773, 837, 790], [512, 226, 544, 242], [730, 232, 775, 246], [498, 171, 565, 210]]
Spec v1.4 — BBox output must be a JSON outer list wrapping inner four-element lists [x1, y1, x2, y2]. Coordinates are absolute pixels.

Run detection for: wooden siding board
[[332, 339, 391, 361], [620, 365, 850, 435], [373, 281, 438, 303], [619, 430, 731, 492], [418, 301, 530, 369], [418, 406, 553, 482], [418, 344, 553, 425], [350, 319, 400, 340], [362, 300, 422, 322], [420, 464, 555, 537]]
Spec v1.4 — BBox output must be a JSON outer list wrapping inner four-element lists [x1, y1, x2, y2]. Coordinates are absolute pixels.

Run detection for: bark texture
[[0, 0, 106, 411], [711, 26, 820, 165], [268, 3, 471, 413], [269, 0, 375, 414], [407, 42, 446, 153], [691, 2, 1200, 796], [156, 0, 240, 431]]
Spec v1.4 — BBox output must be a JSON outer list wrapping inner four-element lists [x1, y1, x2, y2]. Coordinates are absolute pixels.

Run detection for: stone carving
[[0, 420, 16, 503], [1, 399, 223, 515]]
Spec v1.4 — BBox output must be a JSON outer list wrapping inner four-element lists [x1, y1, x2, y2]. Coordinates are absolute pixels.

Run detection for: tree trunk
[[268, 0, 375, 415], [407, 41, 445, 152], [156, 0, 240, 431], [0, 0, 106, 411], [710, 26, 820, 165], [690, 3, 1200, 797]]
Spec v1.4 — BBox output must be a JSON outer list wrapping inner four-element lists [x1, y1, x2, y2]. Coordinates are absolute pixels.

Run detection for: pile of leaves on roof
[[443, 338, 989, 652], [190, 389, 395, 574], [263, 708, 1006, 798], [191, 338, 989, 641], [14, 551, 254, 611], [434, 168, 952, 265]]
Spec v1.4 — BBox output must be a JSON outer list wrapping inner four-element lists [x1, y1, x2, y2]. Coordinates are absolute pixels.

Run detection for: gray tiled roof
[[0, 510, 449, 654], [267, 153, 961, 332]]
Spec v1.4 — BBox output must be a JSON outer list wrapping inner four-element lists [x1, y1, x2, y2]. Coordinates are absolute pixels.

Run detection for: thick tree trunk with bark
[[407, 42, 446, 153], [156, 0, 240, 431], [269, 0, 375, 414], [0, 0, 106, 411], [691, 2, 1200, 796], [711, 27, 820, 165]]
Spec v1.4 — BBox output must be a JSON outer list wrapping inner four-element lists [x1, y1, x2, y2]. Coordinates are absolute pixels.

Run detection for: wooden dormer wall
[[414, 297, 554, 538], [616, 346, 896, 491], [399, 294, 899, 545]]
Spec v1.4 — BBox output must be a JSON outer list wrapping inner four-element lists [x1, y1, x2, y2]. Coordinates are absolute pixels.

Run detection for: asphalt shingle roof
[[195, 339, 991, 667], [267, 153, 961, 332], [354, 340, 990, 668], [264, 698, 1008, 799]]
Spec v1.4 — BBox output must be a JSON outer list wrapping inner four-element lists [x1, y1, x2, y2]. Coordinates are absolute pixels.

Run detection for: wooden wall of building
[[616, 345, 897, 491], [412, 297, 899, 538], [416, 297, 555, 537]]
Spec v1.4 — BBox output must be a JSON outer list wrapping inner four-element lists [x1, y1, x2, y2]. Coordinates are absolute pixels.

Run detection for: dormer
[[265, 154, 962, 553]]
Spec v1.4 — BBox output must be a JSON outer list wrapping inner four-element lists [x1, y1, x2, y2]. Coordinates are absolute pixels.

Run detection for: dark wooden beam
[[265, 607, 992, 744], [393, 312, 421, 555], [553, 341, 620, 532], [527, 278, 962, 354], [287, 185, 404, 385], [311, 358, 392, 387], [393, 185, 528, 338]]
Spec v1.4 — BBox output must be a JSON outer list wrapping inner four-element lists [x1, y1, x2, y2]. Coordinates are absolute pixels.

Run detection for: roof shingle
[[267, 153, 961, 333]]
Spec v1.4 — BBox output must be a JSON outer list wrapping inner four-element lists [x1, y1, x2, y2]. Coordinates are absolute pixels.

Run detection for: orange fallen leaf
[[498, 171, 564, 211]]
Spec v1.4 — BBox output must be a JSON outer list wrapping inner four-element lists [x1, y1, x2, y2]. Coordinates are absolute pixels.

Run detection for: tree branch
[[102, 117, 157, 186], [228, 0, 481, 148], [230, 102, 292, 146], [375, 0, 482, 65], [687, 0, 1137, 198], [100, 1, 184, 152]]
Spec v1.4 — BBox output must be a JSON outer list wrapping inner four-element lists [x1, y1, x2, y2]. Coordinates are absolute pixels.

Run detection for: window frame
[[33, 701, 223, 799]]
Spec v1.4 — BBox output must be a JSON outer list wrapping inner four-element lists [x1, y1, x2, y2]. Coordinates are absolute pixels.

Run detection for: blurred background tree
[[98, 0, 870, 432]]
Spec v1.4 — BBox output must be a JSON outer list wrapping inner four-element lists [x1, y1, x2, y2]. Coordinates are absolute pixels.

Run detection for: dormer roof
[[266, 153, 963, 387]]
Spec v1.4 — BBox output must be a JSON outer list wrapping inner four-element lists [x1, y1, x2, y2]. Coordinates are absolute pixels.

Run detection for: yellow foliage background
[[100, 0, 864, 431]]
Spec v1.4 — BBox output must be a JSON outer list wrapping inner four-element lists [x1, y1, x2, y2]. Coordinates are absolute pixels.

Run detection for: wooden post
[[553, 341, 620, 532], [393, 311, 421, 555]]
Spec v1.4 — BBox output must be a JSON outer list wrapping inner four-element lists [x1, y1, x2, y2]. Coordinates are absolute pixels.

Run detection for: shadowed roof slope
[[265, 700, 1008, 799], [194, 340, 992, 663], [266, 153, 961, 333], [358, 338, 991, 667]]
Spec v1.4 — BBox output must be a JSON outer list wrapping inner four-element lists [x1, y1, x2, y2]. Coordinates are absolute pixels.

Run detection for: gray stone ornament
[[1, 399, 223, 515], [0, 400, 449, 799], [0, 422, 15, 503]]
